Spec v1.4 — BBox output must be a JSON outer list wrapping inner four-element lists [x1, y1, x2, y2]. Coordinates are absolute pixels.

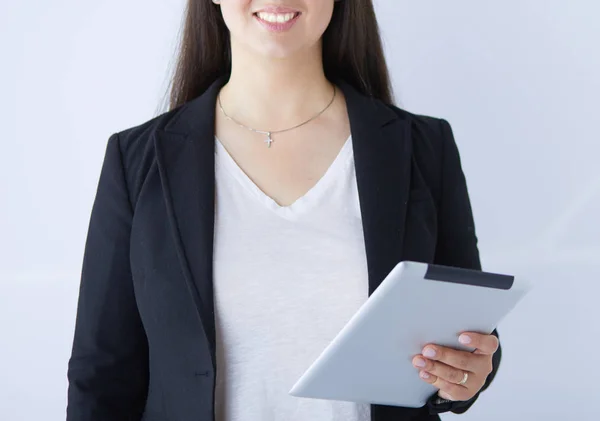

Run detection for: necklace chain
[[218, 85, 337, 148]]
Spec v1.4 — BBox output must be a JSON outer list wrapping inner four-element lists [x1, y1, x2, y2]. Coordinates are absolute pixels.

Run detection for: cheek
[[304, 1, 335, 38], [219, 0, 253, 32]]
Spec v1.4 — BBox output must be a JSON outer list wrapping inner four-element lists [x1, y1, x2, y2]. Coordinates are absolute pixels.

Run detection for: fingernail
[[459, 334, 472, 345], [414, 358, 426, 367], [423, 348, 436, 358], [439, 392, 454, 401], [420, 371, 430, 379]]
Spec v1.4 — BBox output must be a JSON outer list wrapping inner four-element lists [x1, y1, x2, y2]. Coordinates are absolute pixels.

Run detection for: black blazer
[[66, 77, 501, 421]]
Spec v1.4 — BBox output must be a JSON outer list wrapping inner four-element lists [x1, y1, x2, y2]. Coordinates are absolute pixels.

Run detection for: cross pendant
[[265, 132, 273, 148]]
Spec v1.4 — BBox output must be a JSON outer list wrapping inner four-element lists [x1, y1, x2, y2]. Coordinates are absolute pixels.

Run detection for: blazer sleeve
[[426, 119, 502, 415], [66, 133, 149, 421]]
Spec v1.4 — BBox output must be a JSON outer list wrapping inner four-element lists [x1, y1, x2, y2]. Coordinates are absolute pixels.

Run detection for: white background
[[1, 1, 598, 420]]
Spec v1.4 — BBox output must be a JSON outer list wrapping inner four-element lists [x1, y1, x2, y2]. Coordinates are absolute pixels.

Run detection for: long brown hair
[[163, 0, 394, 113]]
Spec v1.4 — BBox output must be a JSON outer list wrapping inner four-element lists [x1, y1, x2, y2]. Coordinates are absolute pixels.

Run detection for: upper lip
[[254, 6, 301, 14]]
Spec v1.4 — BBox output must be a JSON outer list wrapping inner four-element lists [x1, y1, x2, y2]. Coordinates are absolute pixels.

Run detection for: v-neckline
[[215, 135, 353, 219]]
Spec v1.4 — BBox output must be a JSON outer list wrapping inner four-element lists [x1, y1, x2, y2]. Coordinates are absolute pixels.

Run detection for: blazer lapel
[[338, 81, 413, 294], [154, 77, 226, 369]]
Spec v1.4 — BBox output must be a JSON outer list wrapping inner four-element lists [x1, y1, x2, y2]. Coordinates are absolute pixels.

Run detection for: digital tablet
[[288, 260, 531, 408]]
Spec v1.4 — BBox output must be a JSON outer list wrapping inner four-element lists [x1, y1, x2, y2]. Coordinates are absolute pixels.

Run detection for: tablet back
[[288, 261, 530, 408]]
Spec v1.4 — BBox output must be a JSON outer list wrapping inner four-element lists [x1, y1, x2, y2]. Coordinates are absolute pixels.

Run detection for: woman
[[66, 1, 501, 420]]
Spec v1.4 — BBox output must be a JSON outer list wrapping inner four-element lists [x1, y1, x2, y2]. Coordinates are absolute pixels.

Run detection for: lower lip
[[254, 13, 301, 33]]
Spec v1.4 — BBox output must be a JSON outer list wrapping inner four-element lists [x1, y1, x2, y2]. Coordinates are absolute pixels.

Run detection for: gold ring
[[458, 371, 468, 385]]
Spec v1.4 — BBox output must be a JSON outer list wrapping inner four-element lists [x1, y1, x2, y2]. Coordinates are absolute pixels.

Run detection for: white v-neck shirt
[[212, 136, 371, 421]]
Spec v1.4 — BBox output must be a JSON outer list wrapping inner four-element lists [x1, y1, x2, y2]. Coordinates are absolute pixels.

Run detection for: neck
[[218, 43, 335, 131]]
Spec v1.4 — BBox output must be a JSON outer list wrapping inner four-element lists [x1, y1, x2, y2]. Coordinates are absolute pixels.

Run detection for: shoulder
[[387, 104, 451, 154], [387, 103, 463, 171], [114, 104, 184, 160], [388, 104, 455, 189], [108, 103, 188, 203], [382, 103, 467, 205]]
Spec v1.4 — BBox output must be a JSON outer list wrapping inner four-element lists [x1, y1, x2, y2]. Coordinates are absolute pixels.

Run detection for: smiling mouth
[[253, 11, 301, 24]]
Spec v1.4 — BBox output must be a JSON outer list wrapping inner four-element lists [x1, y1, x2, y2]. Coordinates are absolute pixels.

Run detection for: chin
[[250, 36, 319, 61], [257, 45, 303, 59]]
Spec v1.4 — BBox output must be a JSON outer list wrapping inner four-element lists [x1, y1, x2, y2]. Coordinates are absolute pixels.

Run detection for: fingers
[[416, 369, 471, 401], [412, 355, 471, 385], [412, 333, 499, 401], [416, 345, 490, 374], [459, 332, 499, 355], [438, 390, 455, 401]]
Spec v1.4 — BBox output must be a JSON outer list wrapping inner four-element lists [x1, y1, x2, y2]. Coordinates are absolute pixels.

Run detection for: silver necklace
[[218, 85, 337, 148]]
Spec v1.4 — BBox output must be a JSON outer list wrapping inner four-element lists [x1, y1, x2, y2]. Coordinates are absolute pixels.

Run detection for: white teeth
[[256, 12, 297, 23]]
